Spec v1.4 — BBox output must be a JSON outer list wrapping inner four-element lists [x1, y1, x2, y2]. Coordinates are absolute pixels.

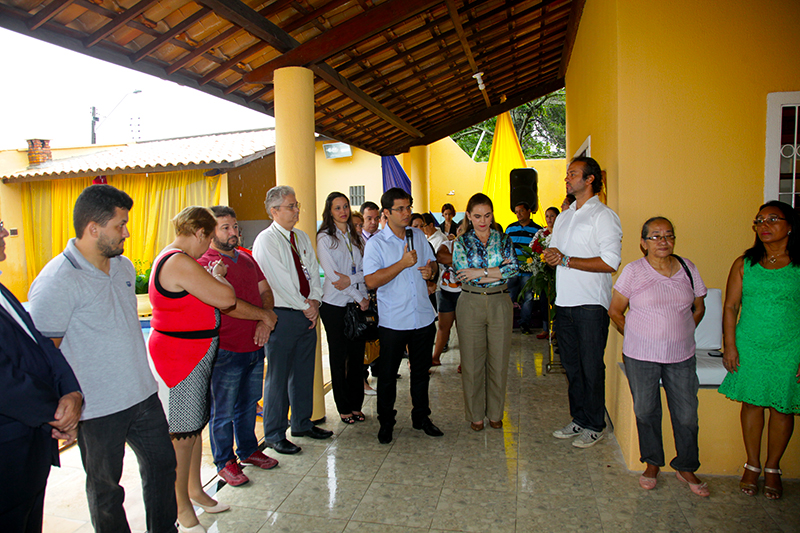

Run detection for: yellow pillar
[[273, 66, 327, 422], [407, 146, 430, 212]]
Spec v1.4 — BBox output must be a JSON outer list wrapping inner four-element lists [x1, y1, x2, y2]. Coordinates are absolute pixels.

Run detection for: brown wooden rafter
[[243, 0, 440, 84]]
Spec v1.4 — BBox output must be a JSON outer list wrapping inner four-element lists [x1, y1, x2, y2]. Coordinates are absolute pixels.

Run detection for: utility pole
[[91, 106, 99, 144]]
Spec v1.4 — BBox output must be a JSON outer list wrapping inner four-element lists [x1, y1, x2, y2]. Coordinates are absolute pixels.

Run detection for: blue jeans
[[77, 393, 177, 533], [508, 274, 534, 328], [263, 308, 316, 442], [624, 355, 700, 472], [555, 305, 609, 432], [209, 348, 265, 470]]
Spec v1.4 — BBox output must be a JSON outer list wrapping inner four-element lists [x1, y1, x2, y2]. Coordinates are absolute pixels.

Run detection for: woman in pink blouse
[[608, 217, 709, 496]]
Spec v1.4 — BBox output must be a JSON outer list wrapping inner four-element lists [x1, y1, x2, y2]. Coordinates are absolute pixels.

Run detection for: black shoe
[[412, 418, 443, 437], [291, 426, 333, 439], [265, 438, 301, 455], [378, 425, 393, 444]]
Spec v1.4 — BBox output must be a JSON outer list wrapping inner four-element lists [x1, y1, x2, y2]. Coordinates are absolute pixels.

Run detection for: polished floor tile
[[43, 329, 800, 532]]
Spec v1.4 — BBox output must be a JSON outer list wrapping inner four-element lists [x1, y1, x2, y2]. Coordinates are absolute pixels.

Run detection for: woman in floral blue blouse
[[453, 193, 519, 431]]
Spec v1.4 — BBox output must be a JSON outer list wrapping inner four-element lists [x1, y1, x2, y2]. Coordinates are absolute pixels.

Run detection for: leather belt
[[461, 283, 509, 296]]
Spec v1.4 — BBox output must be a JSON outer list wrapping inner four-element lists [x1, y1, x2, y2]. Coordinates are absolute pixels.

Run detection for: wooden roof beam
[[558, 0, 585, 78], [200, 41, 269, 85], [310, 63, 423, 137], [194, 0, 298, 52], [281, 0, 351, 34], [194, 0, 422, 138], [165, 25, 241, 75], [243, 0, 440, 84], [444, 0, 490, 108], [130, 6, 212, 63], [384, 77, 565, 155], [83, 0, 162, 48], [27, 0, 75, 30]]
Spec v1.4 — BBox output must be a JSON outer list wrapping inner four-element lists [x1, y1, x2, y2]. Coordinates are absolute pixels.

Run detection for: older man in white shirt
[[544, 157, 623, 449], [252, 186, 333, 455]]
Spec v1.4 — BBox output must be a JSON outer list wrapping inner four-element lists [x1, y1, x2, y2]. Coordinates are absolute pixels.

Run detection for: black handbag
[[343, 299, 379, 341]]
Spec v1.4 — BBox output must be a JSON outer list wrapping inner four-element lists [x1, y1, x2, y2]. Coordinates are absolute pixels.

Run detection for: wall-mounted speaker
[[509, 168, 538, 213]]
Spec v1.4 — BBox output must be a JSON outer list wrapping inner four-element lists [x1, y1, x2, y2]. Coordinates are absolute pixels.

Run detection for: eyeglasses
[[277, 202, 301, 211], [644, 234, 676, 242], [753, 216, 786, 226], [390, 205, 413, 213]]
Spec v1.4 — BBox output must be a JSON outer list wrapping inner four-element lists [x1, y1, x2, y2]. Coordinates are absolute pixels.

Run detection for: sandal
[[764, 467, 783, 500], [489, 420, 503, 429], [470, 421, 484, 431], [352, 412, 366, 422], [739, 463, 760, 496], [340, 415, 356, 425], [676, 471, 710, 497]]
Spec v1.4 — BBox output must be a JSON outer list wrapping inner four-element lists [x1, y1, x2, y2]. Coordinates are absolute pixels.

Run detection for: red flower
[[531, 240, 544, 253]]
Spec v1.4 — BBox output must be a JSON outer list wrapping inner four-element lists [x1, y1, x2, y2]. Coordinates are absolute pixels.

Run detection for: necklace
[[767, 251, 785, 264]]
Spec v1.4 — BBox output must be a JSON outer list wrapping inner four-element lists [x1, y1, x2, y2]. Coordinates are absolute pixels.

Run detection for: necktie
[[290, 231, 310, 298]]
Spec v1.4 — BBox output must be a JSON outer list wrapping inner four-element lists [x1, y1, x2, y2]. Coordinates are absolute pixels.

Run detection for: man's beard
[[214, 236, 238, 252], [97, 234, 124, 258]]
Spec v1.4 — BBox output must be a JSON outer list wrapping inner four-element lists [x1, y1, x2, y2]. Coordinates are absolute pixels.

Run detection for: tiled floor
[[43, 331, 799, 532]]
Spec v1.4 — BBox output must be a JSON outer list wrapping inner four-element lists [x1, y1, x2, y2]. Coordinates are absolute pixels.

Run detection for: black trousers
[[320, 302, 366, 415], [376, 323, 436, 427], [0, 430, 51, 533]]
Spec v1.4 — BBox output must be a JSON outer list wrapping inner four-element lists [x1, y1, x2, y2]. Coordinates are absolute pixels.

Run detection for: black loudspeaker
[[509, 168, 538, 213]]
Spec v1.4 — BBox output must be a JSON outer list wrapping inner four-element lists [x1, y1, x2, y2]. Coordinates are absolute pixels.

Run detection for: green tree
[[451, 88, 565, 162]]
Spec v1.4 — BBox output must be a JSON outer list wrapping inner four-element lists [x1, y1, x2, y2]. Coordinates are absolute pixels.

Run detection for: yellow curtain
[[20, 170, 223, 288], [482, 112, 526, 230], [482, 112, 547, 229]]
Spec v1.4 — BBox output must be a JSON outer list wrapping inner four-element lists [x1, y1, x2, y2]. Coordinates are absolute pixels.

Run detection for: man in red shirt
[[199, 206, 279, 487]]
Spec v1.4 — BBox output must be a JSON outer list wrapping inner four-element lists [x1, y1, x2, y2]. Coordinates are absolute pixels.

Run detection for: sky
[[0, 28, 275, 149]]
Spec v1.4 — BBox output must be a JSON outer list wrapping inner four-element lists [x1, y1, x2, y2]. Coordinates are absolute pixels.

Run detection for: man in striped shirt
[[505, 202, 542, 334]]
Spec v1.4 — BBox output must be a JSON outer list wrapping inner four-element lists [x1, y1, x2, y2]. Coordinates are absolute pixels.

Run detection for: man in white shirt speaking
[[544, 157, 623, 449]]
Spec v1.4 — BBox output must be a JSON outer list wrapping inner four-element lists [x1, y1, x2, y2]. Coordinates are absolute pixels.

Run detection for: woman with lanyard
[[317, 192, 370, 424], [453, 193, 519, 431]]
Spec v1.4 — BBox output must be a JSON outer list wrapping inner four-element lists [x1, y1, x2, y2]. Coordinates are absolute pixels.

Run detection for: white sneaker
[[572, 428, 604, 448], [552, 421, 583, 439]]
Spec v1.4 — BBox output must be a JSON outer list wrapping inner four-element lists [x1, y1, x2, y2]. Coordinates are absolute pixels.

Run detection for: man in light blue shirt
[[364, 188, 443, 444]]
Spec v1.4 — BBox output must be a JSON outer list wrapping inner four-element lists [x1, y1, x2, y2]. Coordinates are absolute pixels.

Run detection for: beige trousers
[[456, 287, 513, 423]]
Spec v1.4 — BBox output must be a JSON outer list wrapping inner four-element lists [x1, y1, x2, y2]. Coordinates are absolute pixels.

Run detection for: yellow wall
[[567, 0, 800, 476], [315, 141, 382, 216], [0, 182, 27, 299], [427, 137, 567, 225]]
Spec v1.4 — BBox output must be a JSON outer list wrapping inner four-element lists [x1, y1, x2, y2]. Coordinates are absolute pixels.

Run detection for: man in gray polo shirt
[[29, 185, 177, 533]]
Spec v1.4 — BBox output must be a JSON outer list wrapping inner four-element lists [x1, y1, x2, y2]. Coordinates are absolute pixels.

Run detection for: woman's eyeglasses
[[644, 235, 676, 242], [753, 216, 786, 226]]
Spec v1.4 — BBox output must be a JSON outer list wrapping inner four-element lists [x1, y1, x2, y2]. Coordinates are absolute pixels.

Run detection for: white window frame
[[574, 135, 591, 158], [764, 91, 800, 204]]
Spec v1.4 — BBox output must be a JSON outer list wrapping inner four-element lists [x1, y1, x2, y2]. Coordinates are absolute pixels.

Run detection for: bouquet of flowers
[[516, 229, 556, 321]]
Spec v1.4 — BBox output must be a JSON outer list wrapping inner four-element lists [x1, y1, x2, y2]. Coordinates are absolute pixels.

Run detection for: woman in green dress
[[719, 201, 800, 500]]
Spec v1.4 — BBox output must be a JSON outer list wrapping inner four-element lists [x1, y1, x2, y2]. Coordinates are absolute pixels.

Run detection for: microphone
[[405, 228, 414, 251]]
